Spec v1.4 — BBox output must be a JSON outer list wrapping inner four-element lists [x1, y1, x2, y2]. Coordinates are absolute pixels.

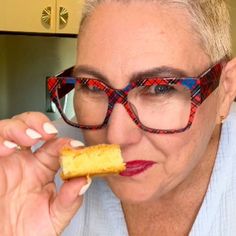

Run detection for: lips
[[120, 160, 156, 177]]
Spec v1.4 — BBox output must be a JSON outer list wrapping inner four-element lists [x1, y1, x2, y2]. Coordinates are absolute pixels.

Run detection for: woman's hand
[[0, 112, 88, 236]]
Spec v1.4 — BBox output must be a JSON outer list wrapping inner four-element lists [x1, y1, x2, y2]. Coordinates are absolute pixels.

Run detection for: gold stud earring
[[220, 115, 226, 124]]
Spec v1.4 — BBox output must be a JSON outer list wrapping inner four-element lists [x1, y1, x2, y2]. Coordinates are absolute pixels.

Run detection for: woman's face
[[75, 2, 220, 203]]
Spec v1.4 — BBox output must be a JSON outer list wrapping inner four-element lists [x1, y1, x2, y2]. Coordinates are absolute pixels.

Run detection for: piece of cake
[[60, 144, 126, 180]]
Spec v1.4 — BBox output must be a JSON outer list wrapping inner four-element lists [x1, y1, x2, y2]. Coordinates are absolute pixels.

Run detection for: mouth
[[120, 160, 157, 177]]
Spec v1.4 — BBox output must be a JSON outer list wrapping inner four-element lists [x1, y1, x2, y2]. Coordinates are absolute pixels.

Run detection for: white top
[[54, 103, 236, 236]]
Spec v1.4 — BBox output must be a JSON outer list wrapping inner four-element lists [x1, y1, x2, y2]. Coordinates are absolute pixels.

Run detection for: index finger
[[12, 112, 58, 139]]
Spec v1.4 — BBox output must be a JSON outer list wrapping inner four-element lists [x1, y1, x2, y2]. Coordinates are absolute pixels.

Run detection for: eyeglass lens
[[57, 79, 191, 130]]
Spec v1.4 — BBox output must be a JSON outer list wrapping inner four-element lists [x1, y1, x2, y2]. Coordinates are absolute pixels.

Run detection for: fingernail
[[70, 140, 85, 148], [26, 128, 42, 139], [79, 177, 92, 196], [3, 140, 18, 149], [43, 122, 58, 134]]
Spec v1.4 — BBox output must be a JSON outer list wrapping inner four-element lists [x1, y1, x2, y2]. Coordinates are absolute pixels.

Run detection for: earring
[[220, 115, 226, 124]]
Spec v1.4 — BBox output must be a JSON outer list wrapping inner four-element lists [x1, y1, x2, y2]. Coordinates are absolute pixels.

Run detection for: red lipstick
[[120, 160, 156, 177]]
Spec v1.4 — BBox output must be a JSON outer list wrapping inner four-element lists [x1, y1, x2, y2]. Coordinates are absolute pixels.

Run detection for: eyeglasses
[[48, 59, 227, 134]]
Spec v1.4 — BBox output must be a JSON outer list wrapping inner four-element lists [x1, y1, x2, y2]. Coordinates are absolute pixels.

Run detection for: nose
[[106, 103, 142, 146]]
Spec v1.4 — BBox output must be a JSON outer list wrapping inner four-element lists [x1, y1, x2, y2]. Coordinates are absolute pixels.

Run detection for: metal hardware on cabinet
[[41, 6, 52, 28], [59, 7, 69, 28]]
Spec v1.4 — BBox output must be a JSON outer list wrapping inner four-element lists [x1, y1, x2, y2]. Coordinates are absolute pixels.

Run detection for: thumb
[[50, 177, 92, 234]]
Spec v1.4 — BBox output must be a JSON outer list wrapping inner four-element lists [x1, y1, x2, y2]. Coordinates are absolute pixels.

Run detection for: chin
[[105, 177, 163, 204]]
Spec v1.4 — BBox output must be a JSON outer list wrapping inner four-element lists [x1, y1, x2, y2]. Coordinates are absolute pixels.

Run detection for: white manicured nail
[[26, 128, 42, 139], [79, 177, 92, 196], [43, 122, 58, 134], [3, 140, 18, 149], [70, 140, 85, 148]]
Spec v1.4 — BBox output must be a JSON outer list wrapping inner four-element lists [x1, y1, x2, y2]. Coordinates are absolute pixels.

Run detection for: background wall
[[0, 36, 8, 118], [0, 35, 77, 119]]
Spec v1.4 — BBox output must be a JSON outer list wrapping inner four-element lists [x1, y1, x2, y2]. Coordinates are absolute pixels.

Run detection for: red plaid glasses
[[48, 59, 226, 134]]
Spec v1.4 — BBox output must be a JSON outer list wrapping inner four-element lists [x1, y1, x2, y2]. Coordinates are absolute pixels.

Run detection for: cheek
[[151, 133, 198, 178], [191, 93, 219, 145], [148, 101, 217, 181]]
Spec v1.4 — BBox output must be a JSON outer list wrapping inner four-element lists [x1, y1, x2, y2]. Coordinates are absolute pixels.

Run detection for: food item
[[60, 144, 126, 180]]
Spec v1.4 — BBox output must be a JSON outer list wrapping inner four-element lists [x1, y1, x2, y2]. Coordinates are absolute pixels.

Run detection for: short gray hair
[[79, 0, 232, 62]]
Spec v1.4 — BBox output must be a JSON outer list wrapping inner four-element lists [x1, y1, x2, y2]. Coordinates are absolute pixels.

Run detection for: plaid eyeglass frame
[[47, 59, 227, 134]]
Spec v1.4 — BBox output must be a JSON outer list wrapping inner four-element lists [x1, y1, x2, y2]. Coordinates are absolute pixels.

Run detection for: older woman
[[0, 0, 236, 235]]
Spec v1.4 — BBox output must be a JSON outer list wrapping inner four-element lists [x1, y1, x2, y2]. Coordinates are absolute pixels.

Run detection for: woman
[[0, 0, 236, 235]]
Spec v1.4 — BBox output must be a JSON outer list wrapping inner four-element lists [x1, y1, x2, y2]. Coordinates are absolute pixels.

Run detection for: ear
[[217, 57, 236, 121]]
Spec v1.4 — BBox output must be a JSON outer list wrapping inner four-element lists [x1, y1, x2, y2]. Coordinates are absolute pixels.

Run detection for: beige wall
[[0, 35, 77, 119], [0, 36, 8, 118]]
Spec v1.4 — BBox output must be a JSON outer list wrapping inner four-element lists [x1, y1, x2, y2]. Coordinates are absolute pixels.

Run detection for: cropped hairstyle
[[79, 0, 232, 62]]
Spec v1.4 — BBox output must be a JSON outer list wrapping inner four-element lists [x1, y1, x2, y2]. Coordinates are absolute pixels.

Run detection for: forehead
[[76, 1, 209, 85]]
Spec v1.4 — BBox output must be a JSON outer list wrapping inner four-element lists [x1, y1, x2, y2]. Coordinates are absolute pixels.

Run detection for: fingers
[[0, 112, 58, 156], [33, 138, 85, 181], [0, 137, 18, 157], [12, 112, 58, 136], [50, 177, 92, 234], [0, 111, 86, 187], [0, 119, 42, 146], [34, 138, 72, 174]]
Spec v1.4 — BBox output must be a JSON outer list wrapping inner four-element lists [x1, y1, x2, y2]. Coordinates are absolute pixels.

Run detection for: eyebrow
[[72, 65, 189, 85]]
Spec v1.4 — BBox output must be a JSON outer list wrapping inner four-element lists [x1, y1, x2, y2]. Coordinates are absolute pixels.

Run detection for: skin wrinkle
[[9, 161, 56, 235], [0, 163, 7, 196], [4, 151, 53, 197], [6, 177, 28, 236], [17, 193, 48, 236], [34, 148, 59, 174], [49, 190, 62, 236], [162, 123, 219, 196], [4, 155, 23, 195]]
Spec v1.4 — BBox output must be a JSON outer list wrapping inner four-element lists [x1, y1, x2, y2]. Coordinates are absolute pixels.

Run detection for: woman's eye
[[77, 84, 101, 93], [87, 85, 101, 92], [149, 85, 174, 95]]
